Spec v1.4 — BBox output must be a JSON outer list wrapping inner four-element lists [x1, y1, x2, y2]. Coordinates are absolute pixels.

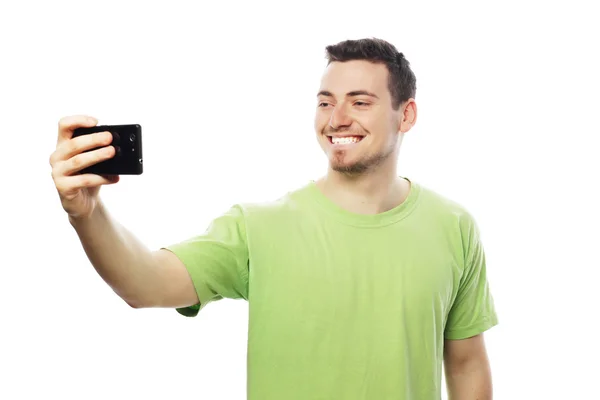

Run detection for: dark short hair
[[325, 38, 417, 110]]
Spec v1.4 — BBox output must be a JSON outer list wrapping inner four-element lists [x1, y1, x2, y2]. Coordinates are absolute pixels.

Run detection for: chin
[[329, 159, 369, 175]]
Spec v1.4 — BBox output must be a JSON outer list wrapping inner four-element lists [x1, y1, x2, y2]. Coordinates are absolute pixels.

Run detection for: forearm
[[445, 358, 493, 400], [69, 199, 161, 307]]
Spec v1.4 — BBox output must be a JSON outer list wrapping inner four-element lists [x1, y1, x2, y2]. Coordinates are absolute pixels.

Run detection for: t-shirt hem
[[175, 303, 203, 317], [444, 316, 499, 340], [160, 246, 210, 318]]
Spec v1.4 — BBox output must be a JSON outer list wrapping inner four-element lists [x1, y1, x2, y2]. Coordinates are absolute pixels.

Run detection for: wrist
[[68, 199, 106, 229]]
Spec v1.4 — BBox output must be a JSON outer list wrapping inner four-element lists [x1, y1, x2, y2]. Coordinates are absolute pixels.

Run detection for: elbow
[[125, 299, 144, 309], [117, 291, 150, 309], [123, 293, 158, 309]]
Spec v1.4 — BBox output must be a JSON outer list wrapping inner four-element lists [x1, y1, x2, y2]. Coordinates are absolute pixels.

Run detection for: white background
[[1, 0, 599, 398]]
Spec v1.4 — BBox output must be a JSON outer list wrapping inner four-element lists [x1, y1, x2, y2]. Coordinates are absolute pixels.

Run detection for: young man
[[50, 38, 498, 399]]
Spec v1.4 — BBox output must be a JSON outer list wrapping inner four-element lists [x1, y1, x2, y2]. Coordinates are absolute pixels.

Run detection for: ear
[[398, 99, 417, 134]]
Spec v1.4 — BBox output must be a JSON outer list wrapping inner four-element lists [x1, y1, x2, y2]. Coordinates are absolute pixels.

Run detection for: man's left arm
[[444, 333, 493, 400]]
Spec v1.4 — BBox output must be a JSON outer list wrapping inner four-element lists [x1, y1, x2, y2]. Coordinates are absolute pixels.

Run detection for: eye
[[318, 102, 331, 108], [354, 101, 370, 107]]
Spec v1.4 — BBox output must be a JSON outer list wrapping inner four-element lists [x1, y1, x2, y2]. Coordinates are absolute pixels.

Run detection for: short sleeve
[[444, 217, 498, 339], [162, 205, 249, 317]]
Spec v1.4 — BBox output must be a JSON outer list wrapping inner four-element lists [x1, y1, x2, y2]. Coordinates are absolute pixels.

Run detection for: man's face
[[314, 60, 405, 175]]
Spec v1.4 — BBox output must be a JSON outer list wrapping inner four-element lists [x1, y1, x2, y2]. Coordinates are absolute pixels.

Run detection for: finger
[[52, 131, 113, 165], [58, 115, 98, 142], [54, 145, 116, 177], [55, 174, 120, 197]]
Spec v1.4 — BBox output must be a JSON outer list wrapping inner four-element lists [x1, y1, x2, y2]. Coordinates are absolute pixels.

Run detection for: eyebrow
[[317, 90, 379, 99]]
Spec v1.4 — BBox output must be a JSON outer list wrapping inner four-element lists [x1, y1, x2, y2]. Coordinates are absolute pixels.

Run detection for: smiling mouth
[[327, 135, 365, 145]]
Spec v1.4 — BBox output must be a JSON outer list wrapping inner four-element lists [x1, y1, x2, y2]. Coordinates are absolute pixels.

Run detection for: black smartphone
[[72, 124, 143, 175]]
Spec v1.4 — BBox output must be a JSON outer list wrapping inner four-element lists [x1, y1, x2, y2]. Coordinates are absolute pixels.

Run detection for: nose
[[329, 104, 352, 130]]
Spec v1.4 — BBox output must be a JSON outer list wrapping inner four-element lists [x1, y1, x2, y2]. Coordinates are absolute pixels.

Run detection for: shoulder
[[229, 182, 315, 223], [413, 181, 481, 242], [417, 182, 470, 216], [410, 182, 487, 270]]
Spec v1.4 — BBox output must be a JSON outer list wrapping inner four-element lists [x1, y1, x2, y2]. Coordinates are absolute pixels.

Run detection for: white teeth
[[331, 136, 361, 144]]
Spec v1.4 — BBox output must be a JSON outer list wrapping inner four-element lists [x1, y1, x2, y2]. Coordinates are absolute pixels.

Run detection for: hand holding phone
[[49, 116, 143, 220]]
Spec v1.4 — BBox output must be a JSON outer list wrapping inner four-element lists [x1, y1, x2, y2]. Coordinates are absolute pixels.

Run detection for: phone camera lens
[[129, 133, 136, 142]]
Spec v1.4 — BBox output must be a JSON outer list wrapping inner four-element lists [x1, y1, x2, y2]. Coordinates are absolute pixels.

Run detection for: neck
[[315, 158, 410, 215]]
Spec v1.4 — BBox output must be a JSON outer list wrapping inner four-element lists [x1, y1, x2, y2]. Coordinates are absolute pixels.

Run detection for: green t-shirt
[[165, 177, 498, 399]]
